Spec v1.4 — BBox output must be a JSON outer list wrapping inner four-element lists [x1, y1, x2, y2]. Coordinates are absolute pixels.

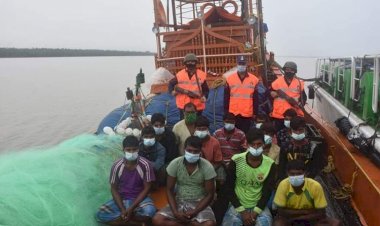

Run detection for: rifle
[[276, 89, 304, 110], [174, 85, 201, 98]]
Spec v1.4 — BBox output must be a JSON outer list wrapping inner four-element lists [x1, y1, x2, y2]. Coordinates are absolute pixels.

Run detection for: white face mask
[[291, 132, 305, 141], [289, 174, 305, 187], [248, 146, 263, 157], [194, 130, 209, 139], [255, 123, 263, 129], [143, 138, 156, 147], [284, 120, 291, 128], [153, 126, 165, 135], [184, 150, 200, 163], [224, 123, 235, 131], [264, 135, 272, 145], [125, 152, 139, 161], [237, 65, 247, 73]]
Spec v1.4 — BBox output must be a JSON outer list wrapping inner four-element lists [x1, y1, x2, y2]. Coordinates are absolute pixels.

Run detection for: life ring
[[222, 0, 238, 15], [200, 3, 215, 16]]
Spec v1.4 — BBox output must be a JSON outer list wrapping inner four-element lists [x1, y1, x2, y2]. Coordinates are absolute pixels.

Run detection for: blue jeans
[[95, 197, 156, 223], [222, 205, 272, 226]]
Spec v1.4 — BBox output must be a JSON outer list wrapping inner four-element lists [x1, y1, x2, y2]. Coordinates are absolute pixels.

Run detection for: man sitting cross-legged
[[152, 136, 217, 226], [273, 159, 340, 226], [96, 135, 156, 225]]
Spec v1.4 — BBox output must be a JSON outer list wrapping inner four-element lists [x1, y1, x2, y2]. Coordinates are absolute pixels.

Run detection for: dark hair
[[255, 113, 269, 122], [223, 113, 236, 121], [151, 113, 165, 124], [246, 128, 265, 143], [184, 102, 197, 111], [123, 135, 139, 148], [141, 126, 155, 136], [290, 116, 306, 130], [283, 108, 297, 118], [261, 122, 275, 135], [184, 136, 203, 150], [287, 159, 306, 171], [195, 115, 210, 128]]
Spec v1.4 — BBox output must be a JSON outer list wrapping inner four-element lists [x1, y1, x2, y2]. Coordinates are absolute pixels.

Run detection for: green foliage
[[0, 48, 155, 58], [0, 134, 125, 226]]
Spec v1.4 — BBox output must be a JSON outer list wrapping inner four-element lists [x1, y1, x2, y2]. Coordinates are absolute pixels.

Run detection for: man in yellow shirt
[[273, 160, 340, 226]]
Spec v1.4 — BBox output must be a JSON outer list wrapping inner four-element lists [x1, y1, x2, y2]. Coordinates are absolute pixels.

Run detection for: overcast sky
[[1, 0, 379, 57]]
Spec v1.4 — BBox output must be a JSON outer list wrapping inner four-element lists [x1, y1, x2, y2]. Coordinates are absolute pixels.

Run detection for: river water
[[0, 56, 316, 152]]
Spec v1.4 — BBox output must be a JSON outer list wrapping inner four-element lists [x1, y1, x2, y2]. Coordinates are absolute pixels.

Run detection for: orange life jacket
[[271, 76, 304, 119], [227, 72, 259, 117], [175, 69, 206, 110]]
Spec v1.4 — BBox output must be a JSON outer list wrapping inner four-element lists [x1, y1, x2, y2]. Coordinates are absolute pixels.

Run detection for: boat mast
[[256, 0, 268, 86]]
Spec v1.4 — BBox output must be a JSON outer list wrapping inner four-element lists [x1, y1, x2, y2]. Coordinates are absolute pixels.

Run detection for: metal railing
[[316, 55, 380, 107]]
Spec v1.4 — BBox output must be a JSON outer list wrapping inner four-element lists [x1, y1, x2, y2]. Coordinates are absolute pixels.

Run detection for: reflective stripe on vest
[[175, 69, 207, 110], [227, 72, 258, 117], [271, 76, 304, 119]]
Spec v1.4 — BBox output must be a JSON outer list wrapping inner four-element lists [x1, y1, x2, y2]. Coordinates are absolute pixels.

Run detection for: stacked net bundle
[[0, 134, 125, 226]]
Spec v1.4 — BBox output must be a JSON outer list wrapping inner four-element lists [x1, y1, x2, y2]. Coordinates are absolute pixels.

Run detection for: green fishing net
[[0, 134, 125, 226]]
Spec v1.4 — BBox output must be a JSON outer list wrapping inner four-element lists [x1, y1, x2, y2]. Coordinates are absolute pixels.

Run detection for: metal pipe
[[200, 16, 207, 73], [156, 52, 253, 62], [171, 0, 177, 30]]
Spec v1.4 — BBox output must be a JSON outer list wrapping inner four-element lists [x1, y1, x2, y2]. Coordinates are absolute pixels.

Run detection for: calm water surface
[[0, 56, 155, 152], [0, 56, 316, 152]]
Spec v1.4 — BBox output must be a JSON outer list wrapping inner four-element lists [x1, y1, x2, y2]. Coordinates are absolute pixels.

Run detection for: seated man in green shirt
[[152, 136, 217, 226], [222, 128, 276, 226], [273, 159, 340, 226]]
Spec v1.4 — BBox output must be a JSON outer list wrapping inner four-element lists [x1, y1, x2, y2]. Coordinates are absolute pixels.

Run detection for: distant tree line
[[0, 48, 155, 58]]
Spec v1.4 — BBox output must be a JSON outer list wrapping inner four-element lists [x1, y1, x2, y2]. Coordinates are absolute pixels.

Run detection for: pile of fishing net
[[0, 134, 125, 226]]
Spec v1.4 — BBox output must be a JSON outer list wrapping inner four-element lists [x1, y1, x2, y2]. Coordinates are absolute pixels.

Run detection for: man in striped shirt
[[213, 113, 247, 167], [96, 136, 156, 225]]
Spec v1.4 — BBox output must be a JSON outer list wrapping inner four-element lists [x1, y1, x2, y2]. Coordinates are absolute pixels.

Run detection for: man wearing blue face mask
[[222, 129, 276, 226], [224, 55, 259, 133], [151, 113, 178, 164], [278, 117, 323, 180], [194, 116, 224, 185], [273, 160, 340, 226], [153, 136, 217, 226], [138, 126, 167, 185], [96, 136, 156, 225]]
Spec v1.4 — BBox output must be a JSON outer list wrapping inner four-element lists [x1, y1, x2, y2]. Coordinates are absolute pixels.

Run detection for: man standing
[[270, 61, 306, 131], [274, 159, 340, 226], [225, 55, 259, 133], [152, 136, 217, 226], [169, 53, 209, 118], [96, 136, 156, 225], [222, 129, 275, 226]]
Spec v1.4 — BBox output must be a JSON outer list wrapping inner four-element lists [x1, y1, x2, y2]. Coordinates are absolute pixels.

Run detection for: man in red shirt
[[213, 113, 247, 167], [194, 116, 224, 184]]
